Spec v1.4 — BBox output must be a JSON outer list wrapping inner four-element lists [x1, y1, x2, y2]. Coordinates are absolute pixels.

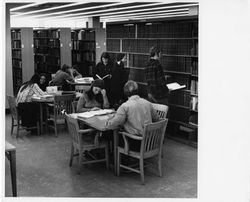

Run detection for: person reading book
[[145, 46, 169, 105], [76, 79, 110, 113], [94, 52, 113, 101]]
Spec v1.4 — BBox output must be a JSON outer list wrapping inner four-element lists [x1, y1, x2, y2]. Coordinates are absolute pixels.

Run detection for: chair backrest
[[65, 113, 81, 149], [6, 95, 18, 120], [71, 101, 78, 113], [53, 94, 76, 116], [141, 119, 168, 154], [152, 103, 169, 119]]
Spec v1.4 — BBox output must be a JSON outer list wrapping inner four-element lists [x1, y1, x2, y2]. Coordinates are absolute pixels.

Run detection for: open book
[[96, 74, 110, 80], [77, 109, 115, 119], [74, 77, 94, 84], [166, 82, 186, 91]]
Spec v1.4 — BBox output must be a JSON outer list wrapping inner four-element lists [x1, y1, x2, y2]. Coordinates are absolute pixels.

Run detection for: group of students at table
[[15, 47, 169, 139]]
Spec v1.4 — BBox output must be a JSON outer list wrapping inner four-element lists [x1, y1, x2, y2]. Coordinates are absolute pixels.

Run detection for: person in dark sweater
[[145, 46, 169, 105], [94, 52, 113, 101], [38, 73, 48, 91], [110, 53, 127, 108]]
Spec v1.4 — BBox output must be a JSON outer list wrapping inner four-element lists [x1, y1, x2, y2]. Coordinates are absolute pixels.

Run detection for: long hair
[[20, 74, 40, 92], [86, 85, 103, 104], [100, 52, 111, 64]]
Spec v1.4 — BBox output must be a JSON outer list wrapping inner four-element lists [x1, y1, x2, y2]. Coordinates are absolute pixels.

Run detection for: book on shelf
[[166, 82, 186, 91]]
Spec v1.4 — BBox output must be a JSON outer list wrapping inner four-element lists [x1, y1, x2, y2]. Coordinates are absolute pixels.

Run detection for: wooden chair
[[71, 101, 78, 113], [47, 94, 75, 136], [152, 103, 169, 157], [117, 119, 168, 184], [65, 113, 109, 174], [6, 95, 40, 137]]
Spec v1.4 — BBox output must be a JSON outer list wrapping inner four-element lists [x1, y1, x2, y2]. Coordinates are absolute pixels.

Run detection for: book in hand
[[96, 74, 110, 80], [166, 82, 186, 91]]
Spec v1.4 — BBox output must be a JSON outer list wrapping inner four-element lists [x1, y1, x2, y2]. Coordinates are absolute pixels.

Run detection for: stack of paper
[[77, 109, 115, 119]]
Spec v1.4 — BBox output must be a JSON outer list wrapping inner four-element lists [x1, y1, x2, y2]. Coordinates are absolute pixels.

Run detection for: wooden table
[[5, 141, 17, 197], [71, 112, 119, 175]]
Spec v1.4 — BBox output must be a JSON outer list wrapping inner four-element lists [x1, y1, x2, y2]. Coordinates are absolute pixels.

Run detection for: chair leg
[[11, 117, 14, 135], [158, 154, 162, 177], [69, 145, 74, 167], [77, 150, 82, 175], [140, 158, 145, 185], [105, 145, 109, 170], [54, 120, 58, 137], [117, 151, 120, 176]]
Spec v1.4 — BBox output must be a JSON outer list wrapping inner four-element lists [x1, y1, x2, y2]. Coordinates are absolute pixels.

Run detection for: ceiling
[[9, 1, 198, 25]]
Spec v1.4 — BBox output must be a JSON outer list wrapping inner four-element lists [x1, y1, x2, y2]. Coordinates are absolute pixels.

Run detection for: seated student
[[16, 74, 47, 129], [38, 73, 48, 92], [105, 80, 160, 150], [77, 79, 109, 113], [71, 64, 82, 78], [50, 64, 74, 90]]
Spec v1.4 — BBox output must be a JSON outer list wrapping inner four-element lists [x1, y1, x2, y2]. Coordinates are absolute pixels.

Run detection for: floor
[[4, 114, 197, 198]]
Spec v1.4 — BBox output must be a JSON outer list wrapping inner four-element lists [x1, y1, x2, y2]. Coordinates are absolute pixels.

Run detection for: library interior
[[4, 1, 198, 198]]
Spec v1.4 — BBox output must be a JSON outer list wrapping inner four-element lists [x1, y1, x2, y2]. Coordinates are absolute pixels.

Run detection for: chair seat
[[118, 146, 160, 159]]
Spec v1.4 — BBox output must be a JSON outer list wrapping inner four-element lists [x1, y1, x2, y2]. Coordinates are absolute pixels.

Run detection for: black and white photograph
[[1, 0, 250, 201]]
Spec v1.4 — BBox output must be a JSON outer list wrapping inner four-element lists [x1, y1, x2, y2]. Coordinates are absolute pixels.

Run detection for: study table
[[5, 141, 17, 197], [70, 111, 119, 175]]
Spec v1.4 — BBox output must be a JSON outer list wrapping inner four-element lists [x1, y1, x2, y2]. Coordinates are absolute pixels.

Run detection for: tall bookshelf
[[33, 28, 71, 77], [11, 28, 34, 95], [106, 19, 198, 146], [71, 29, 96, 76]]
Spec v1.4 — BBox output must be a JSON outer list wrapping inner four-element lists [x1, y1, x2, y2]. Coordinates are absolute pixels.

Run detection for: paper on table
[[166, 82, 186, 91], [75, 77, 94, 84], [77, 109, 115, 119]]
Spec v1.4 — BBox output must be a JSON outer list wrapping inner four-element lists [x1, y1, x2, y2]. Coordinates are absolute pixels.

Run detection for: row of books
[[128, 68, 145, 83], [107, 21, 197, 39], [106, 24, 135, 38], [13, 67, 22, 78], [128, 54, 149, 68], [121, 39, 197, 56], [33, 30, 60, 38], [161, 56, 193, 73], [71, 30, 95, 41], [12, 50, 22, 59], [11, 40, 21, 49], [190, 80, 198, 94], [106, 39, 120, 52], [47, 57, 60, 66], [12, 59, 22, 68], [13, 76, 22, 87], [48, 39, 60, 47], [168, 91, 191, 107], [34, 39, 49, 47], [71, 41, 95, 51], [72, 52, 95, 63], [190, 97, 198, 111], [11, 30, 21, 40], [168, 105, 190, 123], [191, 60, 198, 75], [137, 21, 196, 38]]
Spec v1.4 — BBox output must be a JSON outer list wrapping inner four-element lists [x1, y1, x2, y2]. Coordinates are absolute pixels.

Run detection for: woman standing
[[94, 52, 113, 101], [110, 53, 127, 108]]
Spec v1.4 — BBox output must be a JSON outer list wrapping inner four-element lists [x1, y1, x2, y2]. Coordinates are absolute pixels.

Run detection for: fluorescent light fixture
[[30, 2, 196, 20], [12, 2, 131, 18], [10, 2, 47, 12], [62, 3, 197, 21]]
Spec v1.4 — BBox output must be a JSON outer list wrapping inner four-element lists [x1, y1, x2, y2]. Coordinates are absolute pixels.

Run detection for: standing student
[[94, 52, 113, 101], [110, 53, 127, 108], [145, 46, 169, 105]]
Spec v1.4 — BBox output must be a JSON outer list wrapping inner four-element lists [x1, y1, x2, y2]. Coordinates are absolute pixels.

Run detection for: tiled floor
[[5, 114, 197, 197]]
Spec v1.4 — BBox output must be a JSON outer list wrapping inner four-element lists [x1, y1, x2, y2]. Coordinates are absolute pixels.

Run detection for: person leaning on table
[[105, 80, 160, 150], [16, 74, 47, 132], [76, 79, 110, 113]]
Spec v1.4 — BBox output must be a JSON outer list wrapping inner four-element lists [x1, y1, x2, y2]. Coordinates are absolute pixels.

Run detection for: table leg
[[39, 103, 43, 134], [113, 130, 118, 176], [9, 151, 17, 197]]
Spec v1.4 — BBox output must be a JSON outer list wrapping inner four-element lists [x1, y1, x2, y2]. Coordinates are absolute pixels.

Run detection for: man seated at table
[[105, 80, 160, 150]]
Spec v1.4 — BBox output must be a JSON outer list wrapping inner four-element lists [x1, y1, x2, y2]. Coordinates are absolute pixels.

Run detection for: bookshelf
[[33, 28, 71, 78], [106, 19, 198, 146], [11, 28, 34, 95]]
